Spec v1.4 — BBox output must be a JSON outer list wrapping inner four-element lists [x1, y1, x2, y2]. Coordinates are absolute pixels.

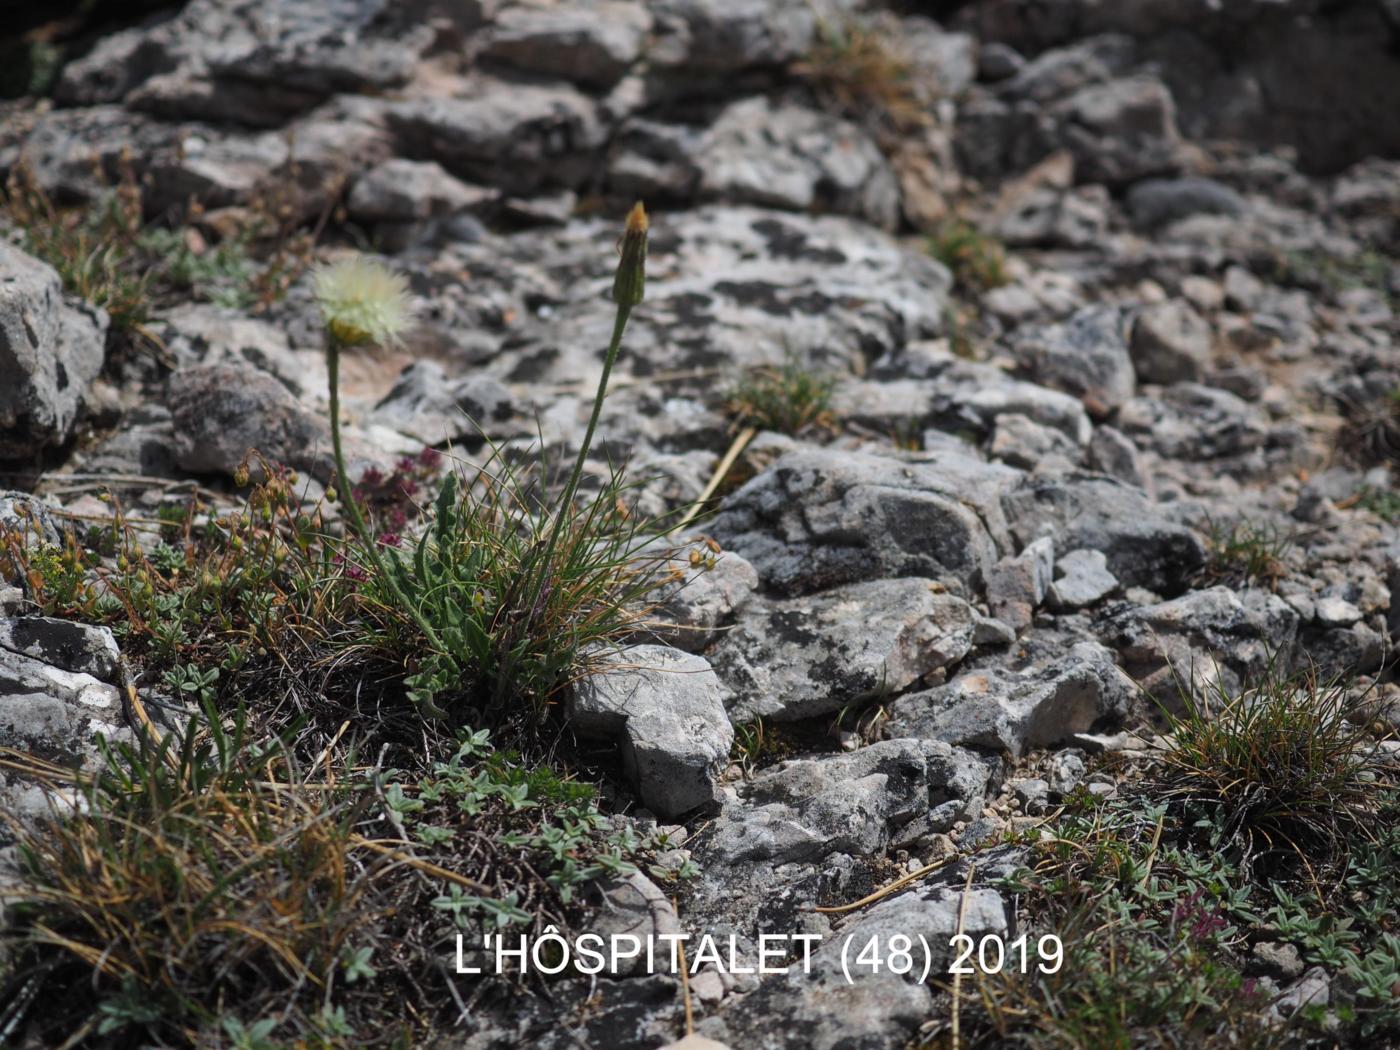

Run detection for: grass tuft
[[0, 708, 677, 1044], [725, 357, 836, 436], [1197, 516, 1292, 590], [2, 159, 320, 337], [794, 17, 926, 134], [375, 448, 674, 724], [1160, 661, 1384, 868], [927, 220, 1008, 293], [0, 705, 371, 1044]]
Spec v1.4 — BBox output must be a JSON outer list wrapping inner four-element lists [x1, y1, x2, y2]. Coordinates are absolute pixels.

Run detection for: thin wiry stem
[[504, 302, 636, 711], [327, 343, 444, 655]]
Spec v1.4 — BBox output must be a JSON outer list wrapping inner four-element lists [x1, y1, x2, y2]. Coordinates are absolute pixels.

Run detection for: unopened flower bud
[[612, 201, 648, 307]]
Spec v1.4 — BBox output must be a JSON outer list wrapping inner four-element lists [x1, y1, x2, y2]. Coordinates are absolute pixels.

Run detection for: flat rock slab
[[886, 641, 1136, 757], [0, 644, 129, 762], [710, 577, 975, 722], [712, 447, 1017, 597], [0, 616, 119, 681]]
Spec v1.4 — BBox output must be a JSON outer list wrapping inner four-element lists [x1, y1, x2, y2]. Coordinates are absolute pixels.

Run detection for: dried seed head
[[312, 255, 415, 350]]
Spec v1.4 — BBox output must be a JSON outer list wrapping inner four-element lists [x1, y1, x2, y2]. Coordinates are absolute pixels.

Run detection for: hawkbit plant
[[314, 205, 652, 721], [313, 255, 446, 655]]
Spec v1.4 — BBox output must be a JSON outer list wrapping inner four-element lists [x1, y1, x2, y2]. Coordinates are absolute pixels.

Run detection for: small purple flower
[[377, 531, 402, 548]]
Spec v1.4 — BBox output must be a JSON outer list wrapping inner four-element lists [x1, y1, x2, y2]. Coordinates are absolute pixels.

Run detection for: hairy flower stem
[[327, 341, 445, 654], [509, 205, 647, 707], [550, 303, 633, 552], [508, 302, 632, 684]]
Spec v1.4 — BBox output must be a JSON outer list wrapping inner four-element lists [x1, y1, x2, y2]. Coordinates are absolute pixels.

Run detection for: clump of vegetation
[[930, 660, 1396, 1049], [1338, 386, 1400, 469], [0, 707, 671, 1045], [725, 356, 837, 436], [1198, 517, 1292, 590], [1159, 662, 1383, 867], [731, 717, 839, 776], [2, 158, 322, 338], [1274, 247, 1396, 304], [317, 205, 667, 724], [0, 206, 696, 1045], [1353, 483, 1400, 522], [927, 219, 1008, 293], [946, 786, 1396, 1047], [4, 160, 153, 331], [946, 794, 1278, 1050], [2, 709, 369, 1044], [794, 17, 927, 134]]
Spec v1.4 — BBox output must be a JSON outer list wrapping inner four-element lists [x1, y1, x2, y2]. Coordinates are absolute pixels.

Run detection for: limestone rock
[[569, 645, 733, 818], [0, 242, 109, 458], [711, 578, 976, 722]]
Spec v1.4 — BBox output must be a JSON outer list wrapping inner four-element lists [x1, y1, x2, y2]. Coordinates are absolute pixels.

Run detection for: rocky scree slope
[[1, 0, 1399, 1047]]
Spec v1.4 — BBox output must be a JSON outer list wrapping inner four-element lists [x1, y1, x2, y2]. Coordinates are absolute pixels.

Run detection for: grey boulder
[[886, 641, 1137, 757], [569, 645, 733, 818], [168, 361, 334, 482], [1131, 299, 1213, 385], [0, 616, 129, 761], [711, 447, 1016, 597], [1011, 304, 1136, 414], [1127, 176, 1247, 229], [985, 537, 1055, 632], [0, 242, 109, 458], [1102, 585, 1299, 709], [1002, 474, 1205, 593], [710, 578, 976, 723], [1048, 548, 1119, 609], [480, 2, 650, 88]]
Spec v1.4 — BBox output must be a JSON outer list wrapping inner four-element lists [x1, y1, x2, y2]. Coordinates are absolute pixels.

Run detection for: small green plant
[[927, 219, 1008, 293], [316, 205, 667, 722], [1160, 661, 1384, 867], [2, 160, 318, 336], [1276, 247, 1395, 303], [135, 225, 257, 309], [1198, 517, 1292, 589], [794, 17, 926, 134], [725, 356, 837, 436], [1354, 483, 1400, 521], [4, 161, 153, 330]]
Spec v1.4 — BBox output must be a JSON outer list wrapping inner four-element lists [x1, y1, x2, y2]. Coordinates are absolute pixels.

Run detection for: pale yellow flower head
[[312, 255, 415, 349]]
